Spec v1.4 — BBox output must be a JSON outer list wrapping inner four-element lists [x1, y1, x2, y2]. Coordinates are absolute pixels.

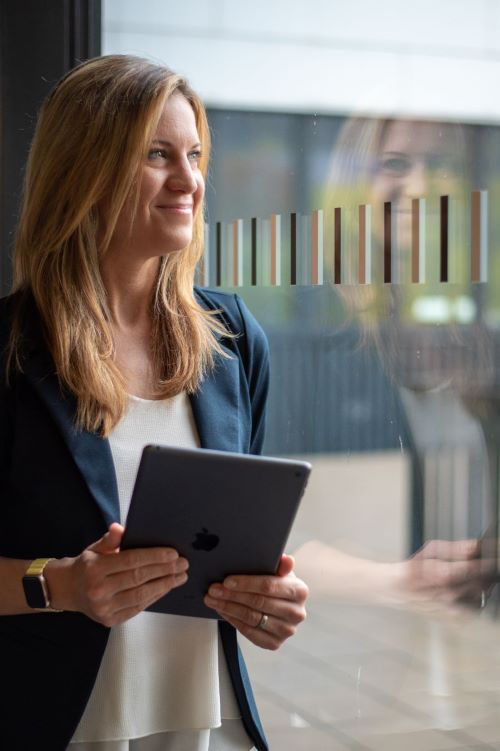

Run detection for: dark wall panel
[[0, 0, 101, 295]]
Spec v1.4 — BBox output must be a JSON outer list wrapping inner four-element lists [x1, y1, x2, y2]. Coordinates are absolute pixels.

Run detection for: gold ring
[[258, 613, 269, 630]]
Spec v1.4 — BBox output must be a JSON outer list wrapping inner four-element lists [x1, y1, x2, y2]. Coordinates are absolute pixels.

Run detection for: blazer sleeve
[[0, 299, 14, 487], [232, 294, 270, 456]]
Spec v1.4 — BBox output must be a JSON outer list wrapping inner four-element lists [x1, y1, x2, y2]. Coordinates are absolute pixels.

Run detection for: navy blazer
[[0, 287, 270, 751]]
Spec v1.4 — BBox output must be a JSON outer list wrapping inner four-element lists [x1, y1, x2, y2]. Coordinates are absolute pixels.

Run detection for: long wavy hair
[[8, 54, 228, 436]]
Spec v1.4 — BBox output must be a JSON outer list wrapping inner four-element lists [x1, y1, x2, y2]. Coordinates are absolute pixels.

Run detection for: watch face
[[23, 576, 47, 609]]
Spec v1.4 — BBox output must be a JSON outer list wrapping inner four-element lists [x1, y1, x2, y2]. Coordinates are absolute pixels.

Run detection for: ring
[[481, 590, 487, 609], [257, 613, 269, 630]]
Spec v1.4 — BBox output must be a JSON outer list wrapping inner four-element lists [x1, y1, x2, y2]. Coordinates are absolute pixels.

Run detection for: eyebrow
[[152, 139, 202, 150]]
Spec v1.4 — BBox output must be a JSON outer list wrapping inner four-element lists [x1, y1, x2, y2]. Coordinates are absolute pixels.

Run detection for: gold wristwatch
[[22, 558, 63, 611]]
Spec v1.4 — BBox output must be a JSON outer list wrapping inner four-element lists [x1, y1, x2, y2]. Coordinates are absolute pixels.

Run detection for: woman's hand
[[45, 523, 189, 626], [293, 539, 494, 611], [204, 554, 308, 650], [393, 539, 494, 608]]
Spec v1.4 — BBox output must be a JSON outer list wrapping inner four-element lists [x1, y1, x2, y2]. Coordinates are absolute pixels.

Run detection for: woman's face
[[110, 92, 204, 261], [372, 120, 460, 204], [369, 120, 463, 280]]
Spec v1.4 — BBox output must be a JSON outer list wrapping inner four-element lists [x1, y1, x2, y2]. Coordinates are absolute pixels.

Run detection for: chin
[[155, 233, 193, 256]]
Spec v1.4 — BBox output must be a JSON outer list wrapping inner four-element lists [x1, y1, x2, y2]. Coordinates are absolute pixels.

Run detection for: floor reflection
[[243, 598, 500, 750], [241, 448, 500, 750]]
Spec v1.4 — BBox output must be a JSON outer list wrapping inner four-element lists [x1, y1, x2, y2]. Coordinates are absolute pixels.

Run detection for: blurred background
[[2, 1, 500, 748]]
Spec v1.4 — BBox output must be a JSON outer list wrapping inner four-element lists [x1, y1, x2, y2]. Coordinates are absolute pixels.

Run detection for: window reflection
[[103, 1, 500, 746], [208, 110, 500, 747]]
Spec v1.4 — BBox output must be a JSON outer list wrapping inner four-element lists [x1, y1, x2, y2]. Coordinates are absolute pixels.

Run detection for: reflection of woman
[[295, 116, 491, 609], [0, 56, 307, 751], [324, 116, 470, 306]]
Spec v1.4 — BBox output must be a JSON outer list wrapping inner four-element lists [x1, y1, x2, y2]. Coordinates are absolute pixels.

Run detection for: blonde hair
[[325, 116, 491, 389], [325, 117, 471, 314], [9, 54, 228, 436], [324, 117, 392, 324]]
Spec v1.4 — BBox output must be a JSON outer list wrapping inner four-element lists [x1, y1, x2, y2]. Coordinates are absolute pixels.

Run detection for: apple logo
[[191, 527, 220, 552]]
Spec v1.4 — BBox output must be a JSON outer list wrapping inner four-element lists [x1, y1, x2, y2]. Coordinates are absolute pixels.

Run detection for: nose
[[167, 156, 198, 194], [402, 159, 426, 199]]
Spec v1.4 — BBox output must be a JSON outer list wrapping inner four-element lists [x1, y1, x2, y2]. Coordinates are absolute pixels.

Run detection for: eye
[[188, 150, 202, 165], [380, 156, 413, 176], [147, 148, 167, 161]]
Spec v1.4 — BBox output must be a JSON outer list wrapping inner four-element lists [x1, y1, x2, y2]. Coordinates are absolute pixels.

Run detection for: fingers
[[277, 555, 295, 577], [205, 591, 305, 633], [74, 533, 190, 625], [106, 557, 189, 597], [220, 573, 309, 604], [86, 525, 182, 577], [204, 569, 308, 651], [214, 612, 284, 651], [113, 571, 189, 615], [107, 547, 184, 575], [87, 523, 125, 554], [416, 557, 485, 588], [437, 579, 495, 606], [416, 539, 480, 561], [80, 556, 188, 613], [92, 571, 189, 627], [205, 582, 305, 621], [89, 546, 182, 577]]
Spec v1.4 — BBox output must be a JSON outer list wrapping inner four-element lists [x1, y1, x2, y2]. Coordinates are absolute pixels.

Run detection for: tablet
[[120, 445, 311, 619]]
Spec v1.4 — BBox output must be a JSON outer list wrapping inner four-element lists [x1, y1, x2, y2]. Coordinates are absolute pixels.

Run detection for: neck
[[100, 253, 161, 330]]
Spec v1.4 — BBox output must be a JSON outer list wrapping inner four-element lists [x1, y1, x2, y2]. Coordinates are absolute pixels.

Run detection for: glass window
[[104, 2, 500, 747]]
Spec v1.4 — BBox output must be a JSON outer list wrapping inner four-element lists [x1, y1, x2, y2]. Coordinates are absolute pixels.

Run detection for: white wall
[[103, 0, 500, 123]]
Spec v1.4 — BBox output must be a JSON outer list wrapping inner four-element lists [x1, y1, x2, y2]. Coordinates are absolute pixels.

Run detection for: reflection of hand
[[393, 539, 492, 608], [204, 555, 308, 650], [292, 539, 494, 610], [45, 523, 189, 625]]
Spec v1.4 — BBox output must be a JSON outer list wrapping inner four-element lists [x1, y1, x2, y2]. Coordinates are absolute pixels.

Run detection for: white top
[[71, 393, 241, 743]]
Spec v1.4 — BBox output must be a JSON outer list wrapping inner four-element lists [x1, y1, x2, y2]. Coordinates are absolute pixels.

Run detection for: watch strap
[[23, 558, 63, 612], [24, 557, 56, 578]]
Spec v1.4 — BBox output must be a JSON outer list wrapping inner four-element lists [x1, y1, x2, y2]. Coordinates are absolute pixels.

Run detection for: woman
[[294, 115, 493, 609], [0, 55, 308, 751]]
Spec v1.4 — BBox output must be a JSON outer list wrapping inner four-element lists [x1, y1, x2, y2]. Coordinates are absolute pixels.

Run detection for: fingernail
[[175, 572, 188, 584], [209, 585, 223, 598], [164, 550, 178, 561], [225, 578, 237, 589]]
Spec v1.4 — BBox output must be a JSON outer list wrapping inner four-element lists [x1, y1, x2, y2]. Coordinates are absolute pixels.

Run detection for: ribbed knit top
[[71, 393, 240, 743]]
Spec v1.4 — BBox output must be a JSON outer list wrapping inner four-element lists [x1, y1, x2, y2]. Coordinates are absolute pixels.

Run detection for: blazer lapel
[[191, 290, 243, 453], [190, 342, 242, 452], [18, 290, 241, 527], [25, 345, 242, 521], [21, 307, 120, 527]]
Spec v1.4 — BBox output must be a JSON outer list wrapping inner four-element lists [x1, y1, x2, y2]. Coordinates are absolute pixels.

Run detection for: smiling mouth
[[156, 205, 193, 212]]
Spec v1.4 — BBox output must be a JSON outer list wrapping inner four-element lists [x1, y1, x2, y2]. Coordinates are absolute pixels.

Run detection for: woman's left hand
[[204, 555, 308, 650]]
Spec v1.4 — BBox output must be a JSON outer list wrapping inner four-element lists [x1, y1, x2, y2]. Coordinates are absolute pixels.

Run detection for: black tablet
[[120, 445, 311, 619]]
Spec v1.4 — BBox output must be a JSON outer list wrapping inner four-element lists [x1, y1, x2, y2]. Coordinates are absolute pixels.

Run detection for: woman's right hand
[[45, 523, 189, 626]]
